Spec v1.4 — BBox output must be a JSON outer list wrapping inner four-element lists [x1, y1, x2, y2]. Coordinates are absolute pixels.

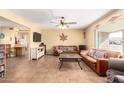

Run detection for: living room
[[0, 9, 124, 83], [1, 0, 124, 92]]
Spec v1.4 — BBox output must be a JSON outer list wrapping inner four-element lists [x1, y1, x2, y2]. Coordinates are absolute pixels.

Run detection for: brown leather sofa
[[80, 49, 121, 76], [53, 45, 78, 56]]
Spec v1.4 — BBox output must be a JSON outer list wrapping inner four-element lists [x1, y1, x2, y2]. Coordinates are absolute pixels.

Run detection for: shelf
[[0, 57, 5, 59], [0, 63, 5, 66], [0, 50, 4, 52], [0, 70, 5, 73], [0, 66, 5, 73], [0, 44, 6, 79]]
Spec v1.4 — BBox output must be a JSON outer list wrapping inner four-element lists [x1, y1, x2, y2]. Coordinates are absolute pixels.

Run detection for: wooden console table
[[12, 45, 25, 57]]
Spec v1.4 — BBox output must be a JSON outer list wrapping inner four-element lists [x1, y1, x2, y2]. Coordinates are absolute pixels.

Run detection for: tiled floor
[[0, 55, 106, 83]]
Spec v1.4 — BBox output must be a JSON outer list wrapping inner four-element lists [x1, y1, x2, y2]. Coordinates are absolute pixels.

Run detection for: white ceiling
[[0, 16, 30, 31], [10, 9, 112, 29], [98, 18, 124, 32]]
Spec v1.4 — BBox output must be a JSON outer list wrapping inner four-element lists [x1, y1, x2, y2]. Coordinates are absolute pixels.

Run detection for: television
[[33, 32, 41, 42]]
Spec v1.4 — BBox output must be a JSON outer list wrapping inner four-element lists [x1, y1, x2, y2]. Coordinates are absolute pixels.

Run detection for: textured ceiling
[[10, 9, 112, 29], [0, 16, 30, 31], [98, 18, 124, 32]]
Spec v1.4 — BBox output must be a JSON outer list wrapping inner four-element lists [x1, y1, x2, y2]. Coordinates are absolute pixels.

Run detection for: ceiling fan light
[[58, 25, 67, 29]]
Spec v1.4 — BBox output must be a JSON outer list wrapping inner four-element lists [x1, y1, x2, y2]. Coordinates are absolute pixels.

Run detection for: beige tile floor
[[0, 55, 106, 83]]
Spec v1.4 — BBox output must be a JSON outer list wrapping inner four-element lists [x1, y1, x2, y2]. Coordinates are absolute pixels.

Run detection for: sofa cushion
[[120, 55, 124, 58], [60, 47, 67, 52], [80, 50, 89, 55], [87, 49, 96, 57], [114, 75, 124, 83], [93, 50, 107, 59], [107, 69, 124, 83], [55, 46, 78, 55], [83, 55, 97, 63], [67, 47, 74, 51], [107, 51, 121, 58], [109, 59, 124, 71]]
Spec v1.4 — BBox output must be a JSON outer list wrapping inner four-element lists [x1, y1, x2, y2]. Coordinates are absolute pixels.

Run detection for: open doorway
[[11, 31, 30, 58], [0, 16, 30, 59]]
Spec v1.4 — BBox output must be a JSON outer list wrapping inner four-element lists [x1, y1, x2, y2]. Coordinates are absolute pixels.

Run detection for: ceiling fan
[[50, 16, 77, 29]]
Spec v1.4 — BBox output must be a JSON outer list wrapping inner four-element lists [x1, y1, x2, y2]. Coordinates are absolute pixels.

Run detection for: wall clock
[[0, 33, 5, 39]]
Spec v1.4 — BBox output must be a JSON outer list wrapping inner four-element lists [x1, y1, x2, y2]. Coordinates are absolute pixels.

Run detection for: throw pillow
[[93, 50, 106, 58], [87, 49, 96, 57]]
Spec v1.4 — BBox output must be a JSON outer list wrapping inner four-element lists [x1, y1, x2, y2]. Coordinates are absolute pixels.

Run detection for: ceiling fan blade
[[64, 22, 77, 24], [55, 25, 59, 27], [66, 25, 69, 28], [50, 20, 60, 23]]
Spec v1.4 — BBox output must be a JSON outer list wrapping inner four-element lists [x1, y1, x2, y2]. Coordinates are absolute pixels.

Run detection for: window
[[96, 31, 123, 54], [109, 31, 123, 54]]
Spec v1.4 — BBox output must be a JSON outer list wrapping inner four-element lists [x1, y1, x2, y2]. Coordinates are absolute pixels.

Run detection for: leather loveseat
[[53, 45, 78, 56], [80, 49, 121, 76]]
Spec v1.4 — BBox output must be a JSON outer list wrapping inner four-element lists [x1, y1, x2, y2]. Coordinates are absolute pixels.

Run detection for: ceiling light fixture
[[58, 24, 68, 29], [50, 16, 76, 29]]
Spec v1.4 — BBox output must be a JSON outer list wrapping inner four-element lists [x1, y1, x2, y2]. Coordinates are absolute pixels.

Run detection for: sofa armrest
[[109, 59, 124, 72], [114, 75, 124, 83], [96, 58, 108, 75]]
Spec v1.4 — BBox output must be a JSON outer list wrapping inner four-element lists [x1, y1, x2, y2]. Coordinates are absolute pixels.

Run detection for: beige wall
[[85, 28, 95, 49], [99, 32, 110, 49], [42, 29, 84, 54], [99, 32, 109, 45], [0, 27, 18, 45]]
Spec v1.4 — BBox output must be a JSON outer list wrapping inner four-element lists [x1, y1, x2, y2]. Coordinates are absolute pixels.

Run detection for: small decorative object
[[0, 33, 5, 39], [15, 37, 17, 44], [39, 42, 44, 46], [84, 32, 86, 39], [60, 33, 68, 41], [10, 37, 12, 41]]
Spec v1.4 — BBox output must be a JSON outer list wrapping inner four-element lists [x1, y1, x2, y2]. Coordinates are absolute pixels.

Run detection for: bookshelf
[[0, 44, 6, 79]]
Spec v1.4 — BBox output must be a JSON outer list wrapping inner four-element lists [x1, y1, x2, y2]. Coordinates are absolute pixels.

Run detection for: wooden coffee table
[[59, 53, 82, 70]]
